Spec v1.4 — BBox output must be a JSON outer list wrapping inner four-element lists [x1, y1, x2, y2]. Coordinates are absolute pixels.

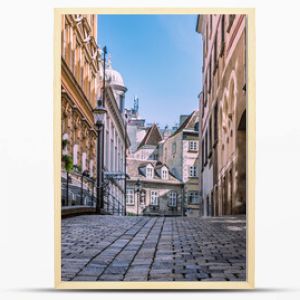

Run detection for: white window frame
[[162, 168, 168, 180], [73, 144, 78, 165], [150, 191, 158, 206], [169, 192, 177, 207], [189, 166, 197, 177], [146, 166, 154, 178], [126, 189, 134, 205], [189, 140, 198, 151], [189, 191, 199, 204]]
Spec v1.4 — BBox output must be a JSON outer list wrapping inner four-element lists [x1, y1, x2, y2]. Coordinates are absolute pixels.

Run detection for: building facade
[[133, 123, 162, 161], [100, 58, 129, 215], [126, 159, 183, 216], [196, 14, 247, 216], [161, 111, 201, 217], [61, 14, 99, 208], [61, 15, 129, 215]]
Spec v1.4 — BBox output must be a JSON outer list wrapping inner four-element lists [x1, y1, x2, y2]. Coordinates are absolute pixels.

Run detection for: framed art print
[[54, 7, 255, 289]]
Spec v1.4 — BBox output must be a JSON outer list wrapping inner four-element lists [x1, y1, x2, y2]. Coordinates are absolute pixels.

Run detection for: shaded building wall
[[197, 14, 246, 216]]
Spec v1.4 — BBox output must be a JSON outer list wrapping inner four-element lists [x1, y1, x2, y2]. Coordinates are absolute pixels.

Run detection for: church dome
[[105, 57, 127, 92]]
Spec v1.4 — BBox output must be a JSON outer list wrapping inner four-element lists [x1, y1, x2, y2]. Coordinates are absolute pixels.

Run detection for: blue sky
[[97, 14, 203, 128]]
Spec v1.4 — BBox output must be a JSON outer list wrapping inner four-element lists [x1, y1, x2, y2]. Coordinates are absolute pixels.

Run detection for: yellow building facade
[[61, 14, 99, 206]]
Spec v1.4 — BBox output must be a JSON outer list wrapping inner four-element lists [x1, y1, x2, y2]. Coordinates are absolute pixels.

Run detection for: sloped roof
[[169, 110, 199, 138], [137, 123, 163, 149], [126, 158, 181, 183]]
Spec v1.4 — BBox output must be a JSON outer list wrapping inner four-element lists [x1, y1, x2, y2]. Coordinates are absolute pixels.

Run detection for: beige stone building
[[100, 59, 130, 215], [160, 111, 200, 217], [125, 123, 183, 216], [126, 159, 183, 216], [196, 14, 246, 216]]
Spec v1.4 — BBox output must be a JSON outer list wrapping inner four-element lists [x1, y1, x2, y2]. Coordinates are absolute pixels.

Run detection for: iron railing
[[61, 171, 126, 215]]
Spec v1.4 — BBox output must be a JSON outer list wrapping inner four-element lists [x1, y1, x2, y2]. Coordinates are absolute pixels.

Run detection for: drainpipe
[[181, 185, 185, 216]]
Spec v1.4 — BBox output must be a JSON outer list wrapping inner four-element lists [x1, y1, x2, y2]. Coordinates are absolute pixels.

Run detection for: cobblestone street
[[61, 215, 246, 282]]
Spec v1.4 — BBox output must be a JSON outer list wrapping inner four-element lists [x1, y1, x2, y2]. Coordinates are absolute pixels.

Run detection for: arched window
[[89, 160, 93, 177], [73, 144, 78, 165], [62, 133, 68, 155], [82, 152, 87, 171]]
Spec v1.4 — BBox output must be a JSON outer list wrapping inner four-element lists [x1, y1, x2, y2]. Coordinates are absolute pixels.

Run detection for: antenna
[[133, 96, 139, 113]]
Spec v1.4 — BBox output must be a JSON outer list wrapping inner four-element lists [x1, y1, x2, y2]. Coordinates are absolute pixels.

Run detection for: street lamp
[[93, 46, 108, 214], [93, 100, 107, 214], [134, 179, 142, 216], [124, 113, 128, 216]]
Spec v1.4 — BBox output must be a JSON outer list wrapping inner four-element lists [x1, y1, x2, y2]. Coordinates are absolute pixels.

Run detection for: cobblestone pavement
[[61, 215, 246, 282]]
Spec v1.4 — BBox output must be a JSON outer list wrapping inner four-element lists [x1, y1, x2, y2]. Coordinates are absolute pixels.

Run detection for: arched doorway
[[236, 109, 246, 214]]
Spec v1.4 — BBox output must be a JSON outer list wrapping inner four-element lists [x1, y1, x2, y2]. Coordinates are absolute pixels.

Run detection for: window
[[201, 140, 205, 170], [105, 130, 109, 167], [172, 142, 176, 154], [162, 168, 168, 180], [118, 151, 120, 172], [213, 35, 218, 74], [205, 131, 208, 165], [209, 117, 213, 156], [126, 189, 134, 205], [151, 191, 158, 206], [146, 166, 153, 178], [89, 160, 93, 177], [220, 15, 225, 56], [73, 144, 78, 165], [110, 138, 114, 171], [189, 141, 198, 151], [213, 104, 218, 146], [169, 192, 177, 207], [202, 91, 206, 117], [208, 61, 211, 93], [202, 36, 205, 71], [205, 22, 208, 54], [114, 145, 117, 172], [140, 190, 146, 205], [227, 14, 235, 32], [188, 192, 200, 204], [189, 166, 197, 177], [82, 152, 87, 171]]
